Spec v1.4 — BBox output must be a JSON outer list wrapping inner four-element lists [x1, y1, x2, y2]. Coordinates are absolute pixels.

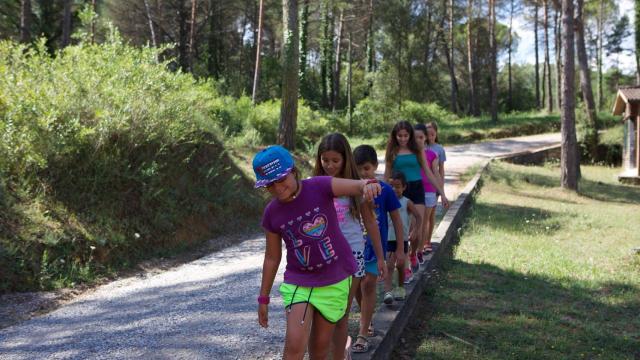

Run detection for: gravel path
[[0, 133, 560, 360]]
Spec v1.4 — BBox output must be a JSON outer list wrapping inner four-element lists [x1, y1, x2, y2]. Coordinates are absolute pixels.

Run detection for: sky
[[510, 0, 636, 73]]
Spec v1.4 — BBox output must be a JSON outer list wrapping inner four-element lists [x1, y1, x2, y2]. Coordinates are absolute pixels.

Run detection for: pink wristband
[[258, 295, 270, 305]]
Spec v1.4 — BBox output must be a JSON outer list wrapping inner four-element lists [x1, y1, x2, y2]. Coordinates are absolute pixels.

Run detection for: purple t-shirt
[[261, 176, 357, 287], [420, 149, 438, 193]]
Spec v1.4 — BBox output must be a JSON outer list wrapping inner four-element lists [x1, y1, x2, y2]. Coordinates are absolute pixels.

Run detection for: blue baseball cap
[[252, 145, 295, 188]]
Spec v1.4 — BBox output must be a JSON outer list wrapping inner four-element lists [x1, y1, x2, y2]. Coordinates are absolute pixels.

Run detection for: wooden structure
[[613, 86, 640, 184]]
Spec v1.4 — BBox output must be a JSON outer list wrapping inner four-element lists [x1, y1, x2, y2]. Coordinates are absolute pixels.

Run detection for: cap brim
[[254, 167, 293, 188]]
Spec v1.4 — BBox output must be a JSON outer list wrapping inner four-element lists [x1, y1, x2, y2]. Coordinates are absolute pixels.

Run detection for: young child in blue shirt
[[351, 144, 405, 353]]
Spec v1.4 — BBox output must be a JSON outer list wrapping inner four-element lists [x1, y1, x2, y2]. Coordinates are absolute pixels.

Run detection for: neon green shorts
[[279, 276, 352, 323]]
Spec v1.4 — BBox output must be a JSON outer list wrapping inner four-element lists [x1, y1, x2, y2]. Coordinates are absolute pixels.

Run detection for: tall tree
[[445, 0, 459, 113], [554, 1, 562, 110], [489, 0, 498, 122], [596, 0, 604, 109], [467, 0, 479, 116], [543, 0, 553, 112], [299, 0, 310, 92], [278, 0, 299, 150], [20, 0, 30, 43], [534, 0, 541, 109], [332, 8, 344, 111], [560, 0, 579, 190], [507, 0, 514, 111], [321, 1, 332, 107], [61, 0, 72, 47], [576, 0, 598, 159], [636, 0, 640, 84], [143, 0, 158, 48], [91, 0, 96, 43], [188, 0, 197, 71], [252, 0, 264, 104]]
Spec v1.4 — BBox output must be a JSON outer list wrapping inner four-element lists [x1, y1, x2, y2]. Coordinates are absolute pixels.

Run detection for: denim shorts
[[424, 192, 437, 208]]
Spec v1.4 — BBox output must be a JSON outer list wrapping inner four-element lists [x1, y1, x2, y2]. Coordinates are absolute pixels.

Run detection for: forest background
[[0, 0, 637, 292]]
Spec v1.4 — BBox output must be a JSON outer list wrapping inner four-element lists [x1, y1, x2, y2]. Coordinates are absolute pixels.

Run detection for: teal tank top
[[393, 153, 422, 182]]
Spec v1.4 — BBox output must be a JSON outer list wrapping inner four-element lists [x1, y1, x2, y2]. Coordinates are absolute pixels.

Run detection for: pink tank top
[[420, 149, 438, 193]]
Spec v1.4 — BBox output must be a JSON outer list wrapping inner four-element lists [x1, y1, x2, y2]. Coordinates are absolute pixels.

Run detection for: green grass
[[395, 162, 640, 359]]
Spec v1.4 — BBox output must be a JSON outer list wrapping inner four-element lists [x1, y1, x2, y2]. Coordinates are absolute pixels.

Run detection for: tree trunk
[[367, 0, 375, 74], [535, 0, 541, 109], [636, 0, 640, 84], [321, 1, 332, 108], [332, 9, 344, 111], [278, 0, 299, 150], [489, 0, 498, 122], [544, 0, 553, 112], [252, 0, 264, 104], [299, 0, 309, 88], [508, 0, 514, 111], [143, 0, 158, 48], [554, 3, 562, 110], [207, 0, 222, 79], [576, 0, 599, 159], [20, 0, 31, 43], [447, 0, 459, 113], [188, 0, 197, 71], [61, 0, 72, 47], [91, 0, 96, 43], [561, 0, 579, 190], [178, 2, 189, 71], [597, 0, 604, 109], [347, 32, 353, 134], [467, 0, 479, 116]]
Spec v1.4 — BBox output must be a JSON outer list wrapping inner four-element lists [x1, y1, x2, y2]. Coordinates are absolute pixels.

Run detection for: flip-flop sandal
[[351, 335, 370, 353], [423, 246, 433, 253]]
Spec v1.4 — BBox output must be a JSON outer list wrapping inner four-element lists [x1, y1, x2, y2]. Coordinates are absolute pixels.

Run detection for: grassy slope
[[394, 162, 640, 359]]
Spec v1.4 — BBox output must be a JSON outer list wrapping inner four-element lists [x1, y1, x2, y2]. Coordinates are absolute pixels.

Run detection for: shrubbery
[[0, 36, 265, 291]]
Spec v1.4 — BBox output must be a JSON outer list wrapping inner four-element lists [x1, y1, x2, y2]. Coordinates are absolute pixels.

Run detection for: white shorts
[[424, 192, 437, 208]]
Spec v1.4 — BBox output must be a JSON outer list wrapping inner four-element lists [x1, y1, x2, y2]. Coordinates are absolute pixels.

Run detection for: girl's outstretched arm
[[331, 177, 381, 201], [384, 159, 392, 182], [258, 231, 282, 328], [419, 151, 449, 208], [361, 201, 386, 279]]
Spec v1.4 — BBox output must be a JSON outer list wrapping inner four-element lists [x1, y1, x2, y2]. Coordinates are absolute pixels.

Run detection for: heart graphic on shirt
[[300, 214, 328, 238]]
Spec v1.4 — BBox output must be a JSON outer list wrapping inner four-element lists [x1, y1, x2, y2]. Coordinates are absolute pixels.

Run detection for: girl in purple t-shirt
[[313, 133, 385, 358], [254, 145, 382, 359]]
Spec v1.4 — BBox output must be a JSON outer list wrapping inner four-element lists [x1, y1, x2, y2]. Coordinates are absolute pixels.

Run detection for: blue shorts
[[365, 260, 379, 276], [425, 192, 437, 208]]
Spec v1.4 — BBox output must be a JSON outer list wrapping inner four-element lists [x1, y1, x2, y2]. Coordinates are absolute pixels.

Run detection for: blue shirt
[[364, 181, 401, 262]]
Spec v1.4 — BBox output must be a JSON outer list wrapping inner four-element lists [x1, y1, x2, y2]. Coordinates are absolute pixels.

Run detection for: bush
[[0, 38, 263, 292]]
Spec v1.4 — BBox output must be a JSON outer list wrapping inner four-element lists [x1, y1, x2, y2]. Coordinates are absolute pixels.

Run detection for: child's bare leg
[[384, 253, 396, 292], [427, 208, 436, 249], [357, 273, 377, 342], [283, 303, 314, 360], [422, 207, 435, 251], [331, 276, 360, 360], [396, 256, 405, 286], [309, 309, 338, 360]]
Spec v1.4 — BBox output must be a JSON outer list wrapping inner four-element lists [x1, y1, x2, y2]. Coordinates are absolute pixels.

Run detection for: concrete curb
[[355, 143, 561, 360]]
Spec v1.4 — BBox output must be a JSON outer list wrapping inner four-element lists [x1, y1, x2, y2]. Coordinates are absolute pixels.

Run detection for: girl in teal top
[[384, 121, 449, 268]]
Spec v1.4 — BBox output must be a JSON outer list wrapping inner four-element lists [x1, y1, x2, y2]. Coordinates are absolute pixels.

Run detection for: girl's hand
[[395, 249, 406, 265], [362, 180, 382, 201], [258, 304, 269, 328], [376, 259, 386, 279], [441, 195, 450, 208]]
